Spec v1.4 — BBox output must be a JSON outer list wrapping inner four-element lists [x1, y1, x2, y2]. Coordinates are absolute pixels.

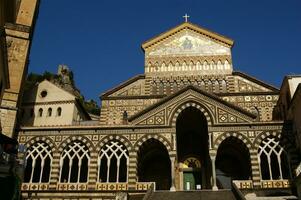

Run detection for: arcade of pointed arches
[[22, 121, 291, 191]]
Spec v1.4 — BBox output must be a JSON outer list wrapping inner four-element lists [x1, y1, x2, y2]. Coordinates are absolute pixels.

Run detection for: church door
[[176, 106, 212, 190], [183, 172, 195, 190]]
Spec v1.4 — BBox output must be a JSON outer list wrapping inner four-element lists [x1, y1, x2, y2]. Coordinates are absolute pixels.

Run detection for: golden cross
[[183, 14, 190, 22]]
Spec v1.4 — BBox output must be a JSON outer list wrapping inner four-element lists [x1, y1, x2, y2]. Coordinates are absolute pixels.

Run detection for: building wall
[[21, 80, 90, 126], [21, 103, 77, 126], [0, 0, 39, 138]]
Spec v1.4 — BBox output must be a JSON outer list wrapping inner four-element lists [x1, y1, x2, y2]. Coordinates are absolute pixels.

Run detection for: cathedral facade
[[19, 22, 297, 199]]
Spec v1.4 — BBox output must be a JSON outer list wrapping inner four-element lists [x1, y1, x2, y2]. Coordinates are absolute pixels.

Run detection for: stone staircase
[[130, 189, 237, 200], [128, 189, 298, 200]]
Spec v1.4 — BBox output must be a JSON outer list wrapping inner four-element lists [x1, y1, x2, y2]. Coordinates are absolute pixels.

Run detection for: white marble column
[[210, 155, 218, 191], [170, 156, 176, 191]]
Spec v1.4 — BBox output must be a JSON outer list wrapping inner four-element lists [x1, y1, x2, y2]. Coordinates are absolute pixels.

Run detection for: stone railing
[[232, 180, 253, 189], [95, 182, 128, 191], [56, 183, 88, 191], [21, 183, 49, 191], [135, 182, 155, 191], [261, 180, 290, 188]]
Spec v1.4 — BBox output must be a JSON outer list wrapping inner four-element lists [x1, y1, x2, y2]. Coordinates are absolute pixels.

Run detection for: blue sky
[[29, 0, 301, 102]]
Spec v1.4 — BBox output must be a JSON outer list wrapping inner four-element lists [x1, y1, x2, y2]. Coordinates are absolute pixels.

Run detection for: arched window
[[220, 80, 227, 93], [57, 107, 62, 116], [47, 108, 52, 117], [213, 80, 219, 93], [207, 80, 213, 92], [38, 108, 43, 117], [258, 137, 290, 180], [59, 141, 90, 183], [98, 141, 129, 183], [24, 142, 52, 183]]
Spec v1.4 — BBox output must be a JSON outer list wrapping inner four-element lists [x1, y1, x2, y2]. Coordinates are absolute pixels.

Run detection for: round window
[[40, 90, 48, 98]]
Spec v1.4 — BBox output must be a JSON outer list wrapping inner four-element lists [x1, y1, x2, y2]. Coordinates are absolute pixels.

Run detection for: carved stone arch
[[253, 130, 297, 164], [253, 131, 280, 149], [161, 61, 167, 72], [189, 60, 194, 71], [58, 135, 94, 152], [136, 137, 172, 190], [213, 132, 252, 150], [210, 60, 216, 70], [256, 131, 292, 180], [175, 61, 180, 71], [168, 61, 173, 71], [154, 61, 159, 72], [182, 61, 188, 71], [170, 100, 214, 127], [95, 135, 132, 152], [25, 136, 56, 152], [134, 134, 172, 154], [203, 60, 209, 70], [224, 59, 231, 64]]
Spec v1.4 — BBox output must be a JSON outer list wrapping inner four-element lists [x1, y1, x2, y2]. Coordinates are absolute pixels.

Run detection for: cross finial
[[183, 14, 190, 22]]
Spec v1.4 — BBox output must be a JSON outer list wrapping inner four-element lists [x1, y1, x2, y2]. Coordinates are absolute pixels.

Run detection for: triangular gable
[[129, 86, 256, 126], [142, 22, 234, 51], [233, 71, 279, 92], [23, 80, 76, 103], [101, 75, 145, 99]]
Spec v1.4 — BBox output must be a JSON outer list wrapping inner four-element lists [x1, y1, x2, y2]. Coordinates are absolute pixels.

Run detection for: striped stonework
[[57, 135, 94, 152], [250, 149, 261, 188], [88, 152, 98, 190], [145, 76, 153, 95], [24, 136, 56, 152], [128, 151, 138, 190], [95, 135, 132, 152], [226, 76, 235, 93], [134, 134, 172, 152], [253, 131, 280, 150], [213, 132, 252, 150], [170, 101, 213, 127], [49, 152, 60, 190]]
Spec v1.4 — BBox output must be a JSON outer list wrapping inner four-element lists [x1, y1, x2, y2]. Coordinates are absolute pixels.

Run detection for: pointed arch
[[203, 60, 209, 70], [134, 134, 172, 153], [210, 60, 216, 70], [224, 60, 230, 69], [220, 79, 227, 93], [98, 140, 129, 183], [213, 132, 252, 150], [95, 135, 132, 152], [175, 61, 180, 71], [217, 60, 223, 70], [215, 136, 252, 188], [58, 135, 94, 152], [213, 80, 219, 93], [189, 61, 194, 71], [59, 141, 90, 183], [258, 137, 291, 180], [24, 141, 53, 183], [170, 101, 214, 127], [137, 138, 171, 190], [161, 62, 166, 72], [207, 80, 213, 92], [182, 61, 187, 71], [196, 61, 201, 70], [168, 62, 173, 71]]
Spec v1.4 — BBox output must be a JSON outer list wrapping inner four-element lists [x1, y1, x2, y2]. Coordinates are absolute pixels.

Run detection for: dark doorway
[[176, 106, 211, 189], [137, 139, 171, 190], [216, 136, 251, 189]]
